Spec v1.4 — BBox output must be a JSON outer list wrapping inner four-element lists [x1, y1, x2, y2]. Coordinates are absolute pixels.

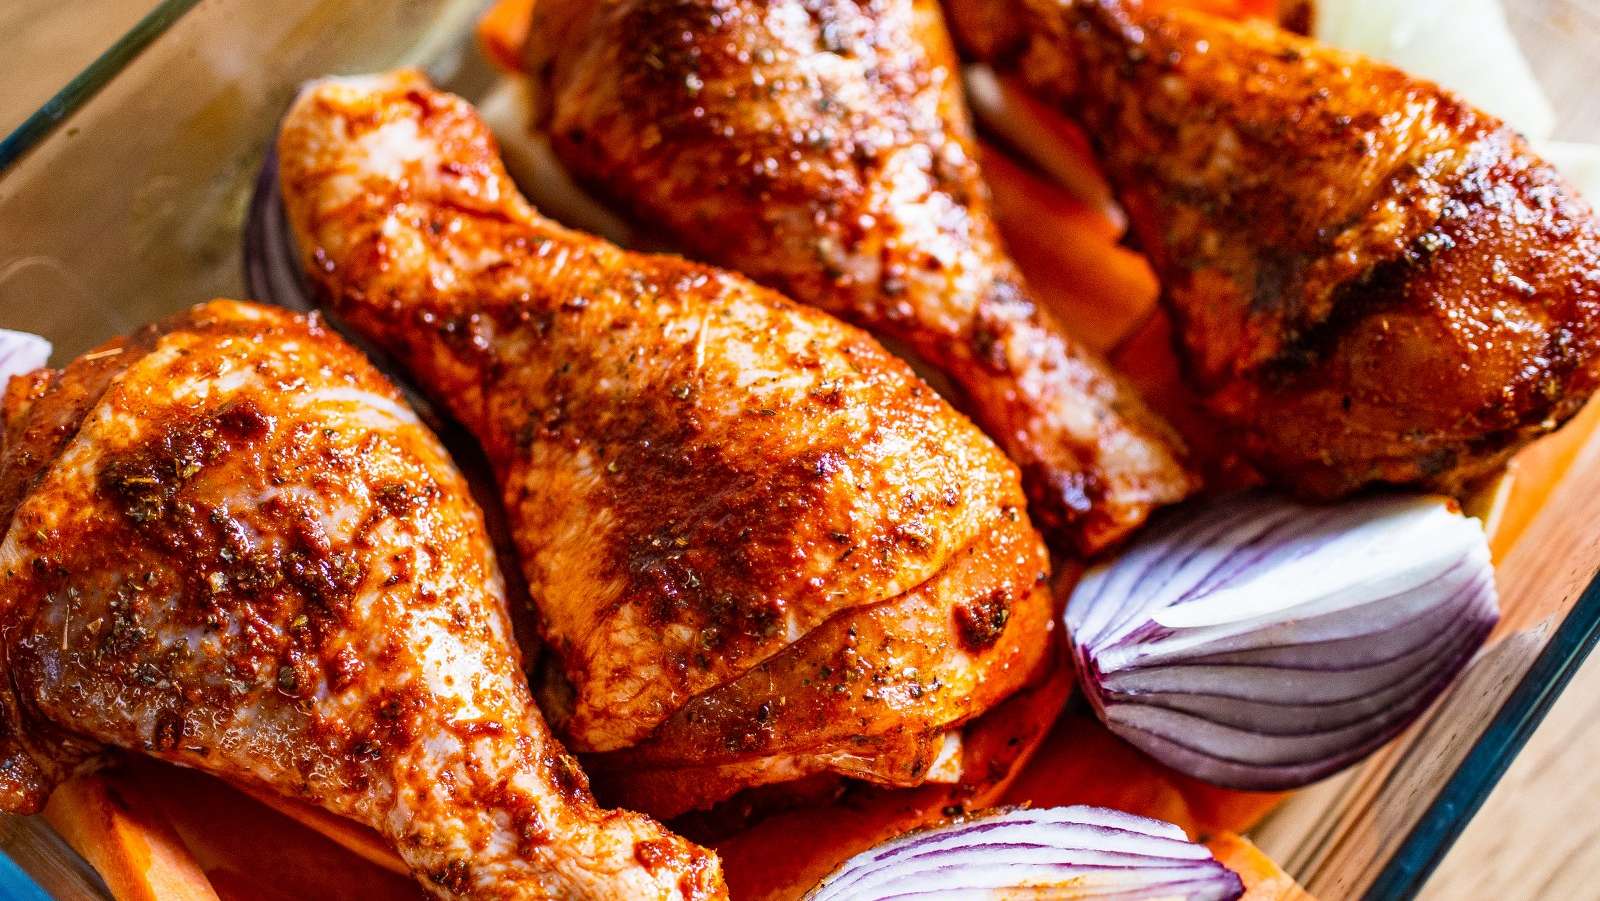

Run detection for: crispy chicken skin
[[0, 301, 722, 899], [948, 0, 1600, 496], [521, 0, 1195, 555], [276, 72, 1053, 814]]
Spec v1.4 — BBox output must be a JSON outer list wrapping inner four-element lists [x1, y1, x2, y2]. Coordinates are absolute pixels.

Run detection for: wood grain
[[0, 2, 152, 137], [1424, 2, 1600, 895], [1421, 639, 1600, 901]]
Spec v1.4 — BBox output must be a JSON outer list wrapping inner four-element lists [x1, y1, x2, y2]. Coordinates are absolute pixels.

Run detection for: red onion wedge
[[805, 806, 1243, 901], [1068, 492, 1499, 791], [0, 329, 51, 384], [244, 145, 317, 315]]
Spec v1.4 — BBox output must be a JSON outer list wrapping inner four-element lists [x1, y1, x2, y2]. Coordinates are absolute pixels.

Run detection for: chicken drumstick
[[276, 72, 1054, 816], [0, 301, 722, 900], [521, 0, 1196, 555], [948, 0, 1600, 496]]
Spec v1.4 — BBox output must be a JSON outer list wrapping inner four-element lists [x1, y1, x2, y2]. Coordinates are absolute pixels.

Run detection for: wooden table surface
[[4, 3, 1599, 900], [1419, 655, 1600, 901]]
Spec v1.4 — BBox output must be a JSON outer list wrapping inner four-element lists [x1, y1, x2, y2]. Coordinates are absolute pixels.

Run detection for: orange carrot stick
[[1162, 771, 1290, 838], [129, 760, 421, 900], [1207, 832, 1316, 900], [1111, 311, 1263, 490], [1144, 0, 1281, 20], [966, 67, 1126, 236], [983, 144, 1160, 354], [44, 773, 218, 901], [716, 663, 1072, 901], [477, 0, 536, 72], [1001, 712, 1198, 837], [1483, 396, 1600, 563], [234, 786, 408, 877]]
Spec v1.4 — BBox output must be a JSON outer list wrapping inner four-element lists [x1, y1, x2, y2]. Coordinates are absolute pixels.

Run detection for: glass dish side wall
[[1250, 2, 1600, 896], [0, 0, 494, 359], [0, 1, 490, 891]]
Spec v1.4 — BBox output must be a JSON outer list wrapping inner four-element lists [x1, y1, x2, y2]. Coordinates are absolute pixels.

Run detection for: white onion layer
[[1313, 0, 1555, 141], [805, 807, 1243, 901], [1067, 493, 1499, 790], [0, 330, 51, 385]]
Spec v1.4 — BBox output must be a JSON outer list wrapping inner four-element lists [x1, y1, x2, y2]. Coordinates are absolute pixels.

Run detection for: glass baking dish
[[1, 0, 1598, 897]]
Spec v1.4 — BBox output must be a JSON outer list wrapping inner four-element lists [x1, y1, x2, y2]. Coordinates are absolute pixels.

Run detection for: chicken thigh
[[0, 301, 721, 900], [948, 0, 1600, 496], [520, 0, 1195, 555], [276, 71, 1054, 816]]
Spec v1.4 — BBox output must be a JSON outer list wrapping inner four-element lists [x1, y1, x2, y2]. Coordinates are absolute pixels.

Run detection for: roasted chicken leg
[[276, 72, 1054, 817], [948, 0, 1600, 496], [0, 301, 722, 899], [520, 0, 1195, 555]]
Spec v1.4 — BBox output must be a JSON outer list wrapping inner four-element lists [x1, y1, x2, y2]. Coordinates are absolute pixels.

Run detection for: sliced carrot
[[985, 145, 1161, 354], [1162, 771, 1289, 838], [981, 143, 1121, 245], [1110, 311, 1263, 490], [1144, 0, 1246, 17], [1463, 467, 1515, 556], [477, 0, 537, 72], [1482, 396, 1600, 563], [43, 772, 218, 901], [1000, 711, 1197, 837], [1148, 0, 1312, 31], [1207, 832, 1316, 900], [967, 69, 1125, 235], [1109, 311, 1189, 419], [715, 783, 953, 901], [1145, 0, 1279, 19], [128, 759, 421, 901], [233, 785, 407, 876], [716, 662, 1072, 901]]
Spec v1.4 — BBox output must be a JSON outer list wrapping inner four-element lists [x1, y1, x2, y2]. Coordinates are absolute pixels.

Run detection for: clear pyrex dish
[[2, 0, 1599, 898]]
